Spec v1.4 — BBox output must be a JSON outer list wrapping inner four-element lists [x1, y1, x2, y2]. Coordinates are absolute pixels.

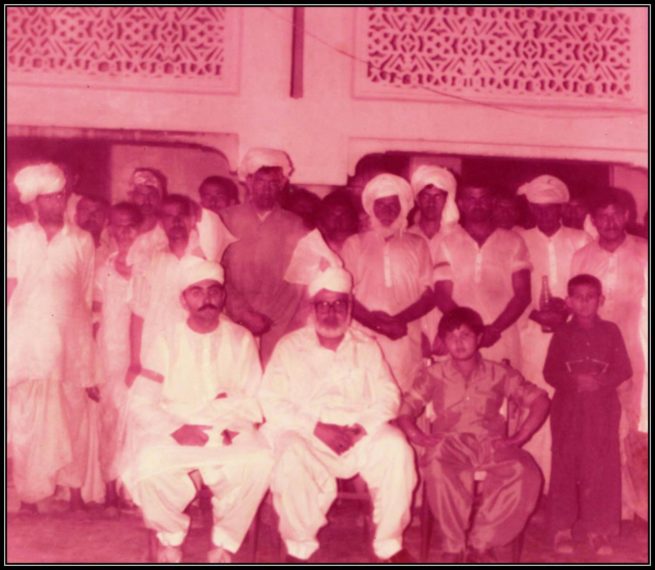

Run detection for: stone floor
[[6, 496, 649, 564]]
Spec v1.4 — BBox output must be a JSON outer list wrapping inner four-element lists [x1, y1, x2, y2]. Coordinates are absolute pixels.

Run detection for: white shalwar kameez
[[94, 252, 134, 481], [8, 221, 97, 502], [121, 319, 273, 552], [439, 224, 532, 369], [571, 234, 648, 519], [261, 326, 417, 560], [518, 226, 592, 491]]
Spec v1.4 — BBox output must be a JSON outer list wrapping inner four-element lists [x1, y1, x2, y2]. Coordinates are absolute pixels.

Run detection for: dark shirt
[[543, 317, 632, 394]]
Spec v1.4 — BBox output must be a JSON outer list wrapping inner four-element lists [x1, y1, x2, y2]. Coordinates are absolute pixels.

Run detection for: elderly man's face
[[372, 195, 402, 227], [109, 210, 140, 255], [592, 204, 628, 242], [129, 185, 162, 218], [416, 185, 447, 222], [247, 167, 286, 211], [160, 201, 194, 242], [529, 203, 561, 234], [199, 182, 236, 214], [182, 279, 226, 324], [457, 186, 493, 224], [36, 190, 69, 223], [76, 197, 108, 236], [312, 290, 352, 339]]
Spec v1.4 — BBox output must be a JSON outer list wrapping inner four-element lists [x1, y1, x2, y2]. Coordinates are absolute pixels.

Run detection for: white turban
[[13, 163, 66, 204], [130, 168, 163, 192], [410, 165, 460, 226], [238, 148, 293, 181], [362, 173, 413, 236], [517, 175, 570, 205], [308, 266, 353, 298], [177, 256, 225, 295]]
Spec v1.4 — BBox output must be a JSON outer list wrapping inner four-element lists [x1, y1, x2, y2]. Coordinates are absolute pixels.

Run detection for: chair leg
[[420, 485, 433, 562]]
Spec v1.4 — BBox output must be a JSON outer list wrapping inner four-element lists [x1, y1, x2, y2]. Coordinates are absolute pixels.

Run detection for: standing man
[[340, 174, 433, 391], [197, 175, 240, 214], [438, 182, 532, 369], [8, 163, 99, 511], [121, 257, 272, 563], [220, 148, 308, 364], [261, 266, 416, 563], [571, 188, 648, 520], [516, 175, 592, 490]]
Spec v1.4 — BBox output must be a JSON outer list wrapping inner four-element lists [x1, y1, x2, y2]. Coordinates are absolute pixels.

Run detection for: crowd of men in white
[[7, 149, 648, 563]]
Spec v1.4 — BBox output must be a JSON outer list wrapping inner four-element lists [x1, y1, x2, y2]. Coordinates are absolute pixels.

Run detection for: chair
[[419, 387, 527, 562]]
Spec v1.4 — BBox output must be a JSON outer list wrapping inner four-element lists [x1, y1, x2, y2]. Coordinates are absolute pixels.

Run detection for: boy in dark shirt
[[544, 274, 632, 556]]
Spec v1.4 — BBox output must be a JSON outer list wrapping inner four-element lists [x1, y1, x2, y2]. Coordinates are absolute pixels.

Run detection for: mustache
[[199, 304, 219, 312]]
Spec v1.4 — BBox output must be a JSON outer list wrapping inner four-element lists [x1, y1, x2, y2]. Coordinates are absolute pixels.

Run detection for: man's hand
[[492, 436, 521, 461], [125, 363, 142, 387], [85, 386, 101, 402], [314, 422, 358, 455], [575, 373, 600, 393], [241, 311, 273, 336], [529, 309, 567, 330], [406, 428, 442, 448], [370, 312, 407, 340], [172, 424, 213, 446], [479, 325, 502, 348]]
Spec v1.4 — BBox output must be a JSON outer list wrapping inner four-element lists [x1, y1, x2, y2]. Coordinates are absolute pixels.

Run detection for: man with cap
[[220, 148, 308, 364], [516, 175, 592, 491], [571, 188, 648, 521], [339, 173, 434, 391], [8, 163, 100, 511], [261, 266, 417, 563], [120, 256, 272, 563], [436, 181, 533, 370]]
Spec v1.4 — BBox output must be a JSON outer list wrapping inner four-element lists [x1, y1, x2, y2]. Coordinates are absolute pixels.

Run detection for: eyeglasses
[[313, 299, 350, 315]]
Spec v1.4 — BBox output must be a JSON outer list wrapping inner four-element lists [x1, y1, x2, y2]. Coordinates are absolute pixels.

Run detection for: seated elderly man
[[261, 266, 417, 563], [120, 257, 273, 563]]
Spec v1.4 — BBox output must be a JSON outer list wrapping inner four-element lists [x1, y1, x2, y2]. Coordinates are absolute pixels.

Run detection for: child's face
[[443, 325, 481, 361], [567, 284, 604, 319], [109, 211, 140, 255]]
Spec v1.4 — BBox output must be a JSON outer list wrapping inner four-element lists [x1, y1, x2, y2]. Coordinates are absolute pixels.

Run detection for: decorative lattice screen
[[355, 7, 634, 105], [7, 6, 239, 93]]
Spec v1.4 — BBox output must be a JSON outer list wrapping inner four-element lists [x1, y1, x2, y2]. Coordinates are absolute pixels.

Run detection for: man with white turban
[[339, 173, 434, 391], [406, 165, 460, 351], [436, 181, 532, 369], [220, 148, 308, 364], [8, 163, 100, 510], [516, 175, 592, 492], [121, 256, 272, 563], [571, 188, 648, 521], [261, 266, 417, 563]]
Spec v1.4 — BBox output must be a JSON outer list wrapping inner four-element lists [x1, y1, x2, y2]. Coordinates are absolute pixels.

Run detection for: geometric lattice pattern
[[7, 7, 235, 90], [363, 7, 631, 100]]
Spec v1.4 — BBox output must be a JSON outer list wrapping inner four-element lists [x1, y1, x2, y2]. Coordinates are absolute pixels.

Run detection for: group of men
[[7, 148, 648, 563]]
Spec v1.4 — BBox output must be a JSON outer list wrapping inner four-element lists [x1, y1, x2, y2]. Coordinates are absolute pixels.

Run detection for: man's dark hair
[[110, 201, 144, 226], [589, 187, 634, 216], [438, 307, 485, 339], [456, 181, 495, 200], [77, 193, 110, 209], [159, 194, 197, 218], [567, 273, 603, 296], [199, 175, 239, 202]]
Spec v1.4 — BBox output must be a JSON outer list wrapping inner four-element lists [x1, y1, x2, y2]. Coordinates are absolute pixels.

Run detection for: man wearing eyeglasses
[[260, 266, 417, 563]]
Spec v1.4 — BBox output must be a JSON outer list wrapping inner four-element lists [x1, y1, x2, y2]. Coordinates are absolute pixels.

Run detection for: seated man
[[120, 257, 273, 563], [261, 266, 417, 563], [398, 307, 550, 562]]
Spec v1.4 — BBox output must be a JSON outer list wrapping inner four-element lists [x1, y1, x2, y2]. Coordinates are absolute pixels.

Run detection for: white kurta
[[341, 230, 433, 391], [517, 226, 592, 491], [121, 318, 272, 551], [95, 252, 134, 481], [8, 222, 95, 503], [439, 225, 532, 369], [260, 326, 417, 560]]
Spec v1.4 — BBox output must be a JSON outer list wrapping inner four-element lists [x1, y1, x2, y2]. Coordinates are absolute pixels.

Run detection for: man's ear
[[180, 292, 189, 311], [598, 294, 605, 309], [565, 296, 573, 311]]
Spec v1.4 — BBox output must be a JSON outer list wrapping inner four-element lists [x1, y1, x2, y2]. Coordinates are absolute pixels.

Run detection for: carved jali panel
[[356, 7, 633, 104], [7, 7, 239, 93]]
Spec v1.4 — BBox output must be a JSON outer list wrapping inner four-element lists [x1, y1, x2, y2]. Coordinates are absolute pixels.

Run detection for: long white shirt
[[340, 230, 433, 390], [121, 318, 263, 485], [261, 325, 400, 438], [439, 225, 532, 368], [8, 221, 95, 387]]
